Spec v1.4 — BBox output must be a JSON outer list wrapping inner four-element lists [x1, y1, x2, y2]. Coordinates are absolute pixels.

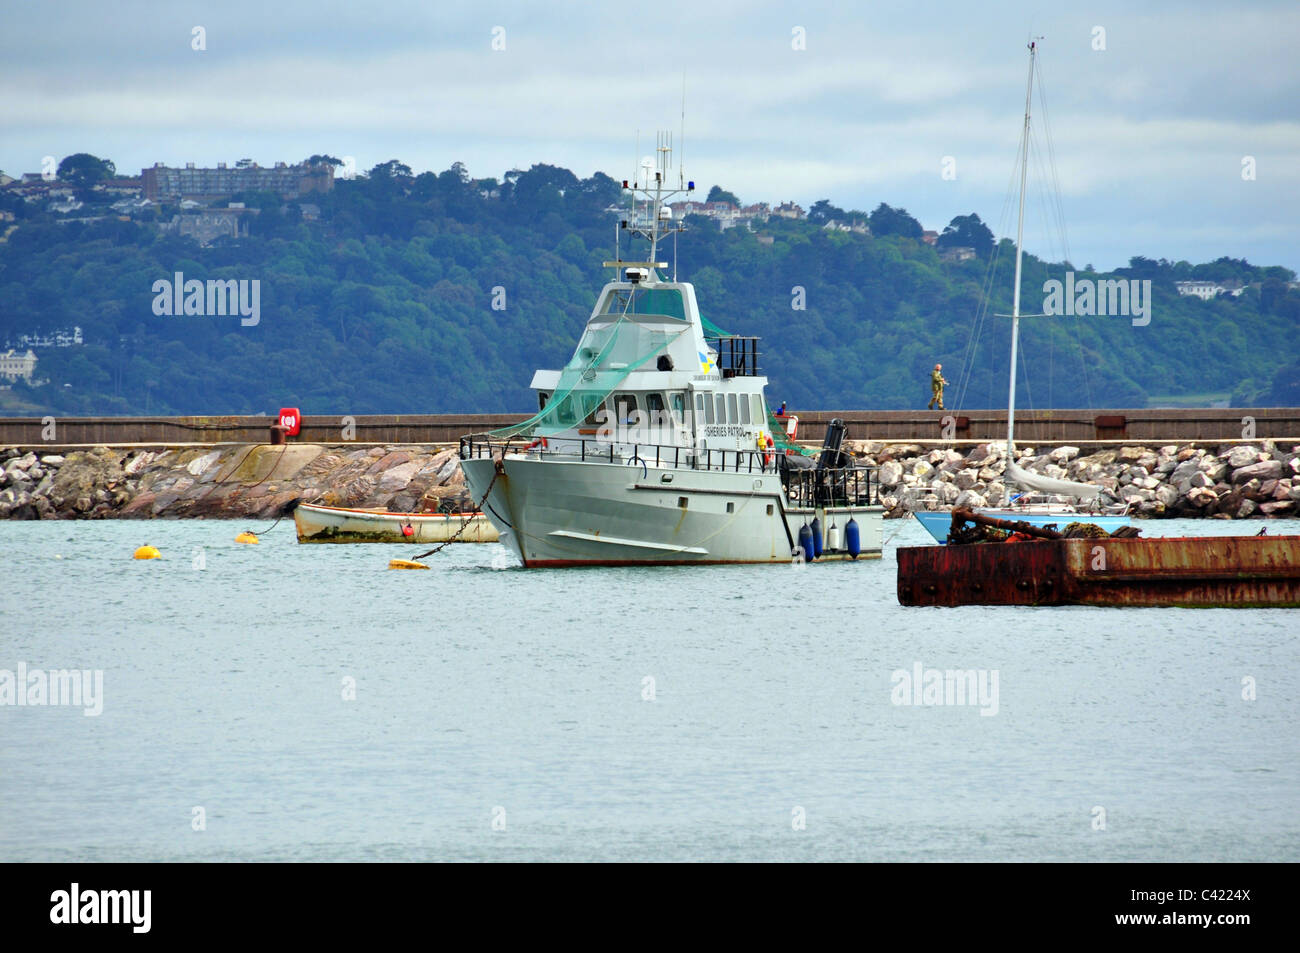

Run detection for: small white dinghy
[[294, 502, 499, 544]]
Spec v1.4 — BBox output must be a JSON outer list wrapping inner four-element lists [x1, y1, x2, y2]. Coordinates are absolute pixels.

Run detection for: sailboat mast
[[1007, 40, 1036, 460]]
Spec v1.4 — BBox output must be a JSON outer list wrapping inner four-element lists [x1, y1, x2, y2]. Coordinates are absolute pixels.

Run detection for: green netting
[[768, 409, 813, 456], [700, 314, 731, 337], [490, 308, 689, 439]]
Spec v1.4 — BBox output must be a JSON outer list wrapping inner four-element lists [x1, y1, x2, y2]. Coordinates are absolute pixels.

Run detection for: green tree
[[706, 186, 740, 206], [808, 199, 847, 223], [57, 153, 115, 189], [868, 203, 922, 239], [937, 213, 994, 258], [1263, 358, 1300, 405], [369, 160, 413, 180]]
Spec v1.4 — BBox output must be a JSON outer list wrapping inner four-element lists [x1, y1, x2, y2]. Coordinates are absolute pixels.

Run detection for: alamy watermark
[[152, 272, 260, 326], [891, 661, 999, 716], [594, 407, 686, 445], [1043, 272, 1151, 327], [1, 662, 103, 716], [50, 884, 150, 933]]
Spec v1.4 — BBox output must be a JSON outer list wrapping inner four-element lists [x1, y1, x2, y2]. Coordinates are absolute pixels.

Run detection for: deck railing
[[706, 335, 761, 377], [459, 433, 879, 507], [783, 465, 877, 509]]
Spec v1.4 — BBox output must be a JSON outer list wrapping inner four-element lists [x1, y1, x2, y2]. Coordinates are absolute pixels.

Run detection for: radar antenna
[[604, 129, 695, 283]]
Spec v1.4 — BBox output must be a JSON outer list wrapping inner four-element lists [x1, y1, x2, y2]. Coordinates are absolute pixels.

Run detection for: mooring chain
[[409, 455, 503, 561]]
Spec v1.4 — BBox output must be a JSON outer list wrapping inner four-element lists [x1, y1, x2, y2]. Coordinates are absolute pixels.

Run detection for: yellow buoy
[[388, 559, 429, 570], [133, 545, 160, 560], [235, 531, 259, 544]]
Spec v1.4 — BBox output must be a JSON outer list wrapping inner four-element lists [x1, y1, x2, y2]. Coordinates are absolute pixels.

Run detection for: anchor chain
[[409, 455, 503, 560]]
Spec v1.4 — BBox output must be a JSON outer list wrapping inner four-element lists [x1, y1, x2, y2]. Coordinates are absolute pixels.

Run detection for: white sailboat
[[459, 138, 883, 567], [916, 41, 1131, 543]]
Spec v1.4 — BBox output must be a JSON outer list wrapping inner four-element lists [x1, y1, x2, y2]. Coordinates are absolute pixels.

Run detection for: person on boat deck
[[927, 363, 949, 410]]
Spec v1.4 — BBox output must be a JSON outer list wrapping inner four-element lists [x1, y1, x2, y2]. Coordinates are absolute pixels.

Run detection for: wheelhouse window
[[538, 392, 549, 411], [727, 393, 738, 424], [715, 394, 726, 423], [739, 394, 750, 424], [613, 393, 639, 423], [597, 288, 687, 320], [670, 392, 687, 427], [646, 392, 666, 428]]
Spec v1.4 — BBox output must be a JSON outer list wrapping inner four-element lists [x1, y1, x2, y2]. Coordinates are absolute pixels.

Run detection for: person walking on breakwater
[[927, 363, 949, 410]]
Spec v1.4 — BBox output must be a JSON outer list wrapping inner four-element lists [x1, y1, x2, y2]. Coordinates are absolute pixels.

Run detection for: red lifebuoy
[[277, 407, 301, 436]]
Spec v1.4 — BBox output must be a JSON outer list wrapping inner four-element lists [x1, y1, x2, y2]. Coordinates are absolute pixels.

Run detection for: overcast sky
[[3, 0, 1297, 272]]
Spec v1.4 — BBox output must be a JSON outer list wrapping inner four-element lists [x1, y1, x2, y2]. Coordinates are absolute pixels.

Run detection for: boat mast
[[1006, 40, 1036, 461], [605, 133, 692, 282], [649, 140, 665, 269]]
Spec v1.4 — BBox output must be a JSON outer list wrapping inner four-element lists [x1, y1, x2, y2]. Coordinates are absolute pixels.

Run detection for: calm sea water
[[1, 517, 1296, 862]]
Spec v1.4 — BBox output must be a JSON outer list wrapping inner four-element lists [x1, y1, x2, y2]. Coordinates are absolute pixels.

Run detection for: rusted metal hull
[[897, 536, 1300, 608]]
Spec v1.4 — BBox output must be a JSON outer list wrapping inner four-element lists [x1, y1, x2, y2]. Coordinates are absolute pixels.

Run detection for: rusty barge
[[897, 510, 1300, 608]]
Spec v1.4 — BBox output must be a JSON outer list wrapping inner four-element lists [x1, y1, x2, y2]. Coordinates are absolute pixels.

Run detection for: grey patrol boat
[[461, 140, 882, 567]]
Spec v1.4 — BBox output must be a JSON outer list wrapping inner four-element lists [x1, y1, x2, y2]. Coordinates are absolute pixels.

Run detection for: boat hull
[[463, 454, 883, 567], [293, 503, 499, 544], [913, 509, 1131, 544], [897, 535, 1300, 607]]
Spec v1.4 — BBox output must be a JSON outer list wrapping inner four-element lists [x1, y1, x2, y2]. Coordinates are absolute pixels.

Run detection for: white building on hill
[[1175, 280, 1245, 300], [0, 348, 37, 382]]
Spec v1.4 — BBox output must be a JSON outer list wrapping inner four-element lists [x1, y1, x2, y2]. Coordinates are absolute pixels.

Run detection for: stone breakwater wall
[[0, 444, 471, 520], [843, 439, 1300, 520], [2, 439, 1299, 521]]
